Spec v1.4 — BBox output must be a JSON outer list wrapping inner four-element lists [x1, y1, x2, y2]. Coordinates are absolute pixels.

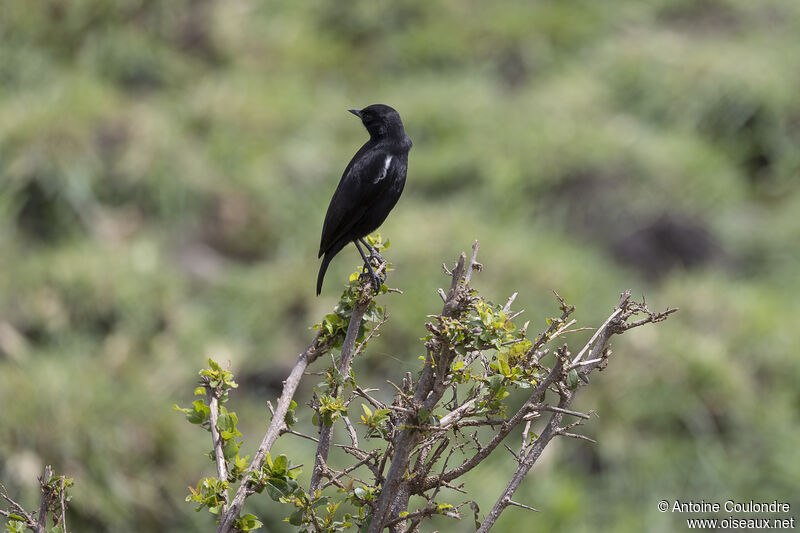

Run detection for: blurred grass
[[1, 0, 799, 531]]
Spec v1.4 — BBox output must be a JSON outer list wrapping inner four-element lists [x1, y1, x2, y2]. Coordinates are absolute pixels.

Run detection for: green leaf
[[488, 374, 504, 390], [567, 369, 579, 390], [289, 509, 305, 526], [236, 514, 263, 532], [311, 496, 330, 509], [222, 437, 239, 460], [266, 478, 291, 501], [498, 358, 511, 377], [272, 454, 288, 475]]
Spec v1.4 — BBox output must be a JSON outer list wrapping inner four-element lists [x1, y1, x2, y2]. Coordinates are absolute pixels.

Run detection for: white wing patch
[[374, 155, 393, 184]]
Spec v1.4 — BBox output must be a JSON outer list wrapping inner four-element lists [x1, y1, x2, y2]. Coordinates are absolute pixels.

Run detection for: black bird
[[317, 104, 412, 295]]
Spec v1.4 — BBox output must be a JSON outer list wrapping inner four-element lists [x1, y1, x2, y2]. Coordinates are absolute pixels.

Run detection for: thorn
[[557, 430, 597, 444], [507, 499, 540, 512], [507, 309, 525, 321], [438, 288, 447, 302], [503, 444, 520, 463], [503, 292, 518, 313]]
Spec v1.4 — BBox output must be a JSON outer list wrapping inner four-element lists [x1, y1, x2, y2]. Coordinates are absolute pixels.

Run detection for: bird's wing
[[319, 145, 398, 256]]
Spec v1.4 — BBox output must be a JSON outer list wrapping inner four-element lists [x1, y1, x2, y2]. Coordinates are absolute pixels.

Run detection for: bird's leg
[[354, 240, 382, 295], [359, 237, 385, 264], [359, 237, 387, 284]]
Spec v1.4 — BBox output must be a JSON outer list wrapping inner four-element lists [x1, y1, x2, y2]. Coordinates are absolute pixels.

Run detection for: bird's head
[[349, 104, 406, 140]]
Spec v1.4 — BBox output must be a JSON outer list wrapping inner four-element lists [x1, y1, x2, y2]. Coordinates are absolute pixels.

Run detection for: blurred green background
[[1, 0, 799, 531]]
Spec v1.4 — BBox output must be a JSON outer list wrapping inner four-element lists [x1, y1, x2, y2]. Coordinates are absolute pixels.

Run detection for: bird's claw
[[360, 258, 386, 295], [370, 273, 382, 295], [358, 270, 382, 295]]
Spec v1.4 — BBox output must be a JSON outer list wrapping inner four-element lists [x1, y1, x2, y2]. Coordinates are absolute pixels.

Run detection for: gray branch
[[34, 465, 52, 533], [216, 332, 330, 533], [476, 290, 656, 532], [368, 244, 480, 533], [207, 385, 229, 510], [309, 296, 370, 492]]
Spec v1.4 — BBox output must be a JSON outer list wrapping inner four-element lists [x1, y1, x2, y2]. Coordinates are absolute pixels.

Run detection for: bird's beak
[[348, 109, 362, 118]]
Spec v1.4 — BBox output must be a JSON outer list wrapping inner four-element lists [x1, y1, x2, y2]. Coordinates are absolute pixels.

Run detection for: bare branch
[[0, 482, 35, 526], [204, 242, 676, 533], [58, 476, 67, 533], [355, 386, 388, 410], [207, 384, 229, 508], [476, 290, 675, 532], [354, 310, 389, 358], [35, 465, 53, 533], [217, 332, 330, 533], [343, 416, 359, 449], [368, 244, 480, 533], [502, 292, 518, 313], [571, 308, 622, 366], [418, 358, 564, 491], [310, 296, 370, 493], [530, 404, 591, 419], [464, 240, 482, 284]]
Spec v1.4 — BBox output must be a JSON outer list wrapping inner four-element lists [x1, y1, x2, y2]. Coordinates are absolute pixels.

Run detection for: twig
[[283, 429, 320, 443], [310, 296, 370, 493], [354, 310, 389, 358], [464, 241, 482, 284], [368, 245, 478, 533], [35, 466, 52, 533], [556, 431, 597, 444], [207, 383, 229, 507], [530, 404, 591, 419], [355, 387, 388, 410], [476, 291, 674, 532], [567, 357, 604, 370], [217, 332, 330, 533], [343, 416, 359, 449], [503, 292, 518, 313], [58, 476, 67, 533], [0, 482, 34, 525], [571, 308, 622, 366]]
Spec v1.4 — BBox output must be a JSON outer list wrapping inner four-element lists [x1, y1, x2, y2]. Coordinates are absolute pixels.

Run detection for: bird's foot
[[360, 238, 385, 265], [369, 250, 385, 264], [370, 257, 387, 283], [356, 239, 387, 295], [369, 271, 383, 295], [359, 268, 383, 295]]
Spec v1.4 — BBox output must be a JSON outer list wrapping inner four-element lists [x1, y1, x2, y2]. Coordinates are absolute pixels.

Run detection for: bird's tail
[[316, 252, 333, 296]]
